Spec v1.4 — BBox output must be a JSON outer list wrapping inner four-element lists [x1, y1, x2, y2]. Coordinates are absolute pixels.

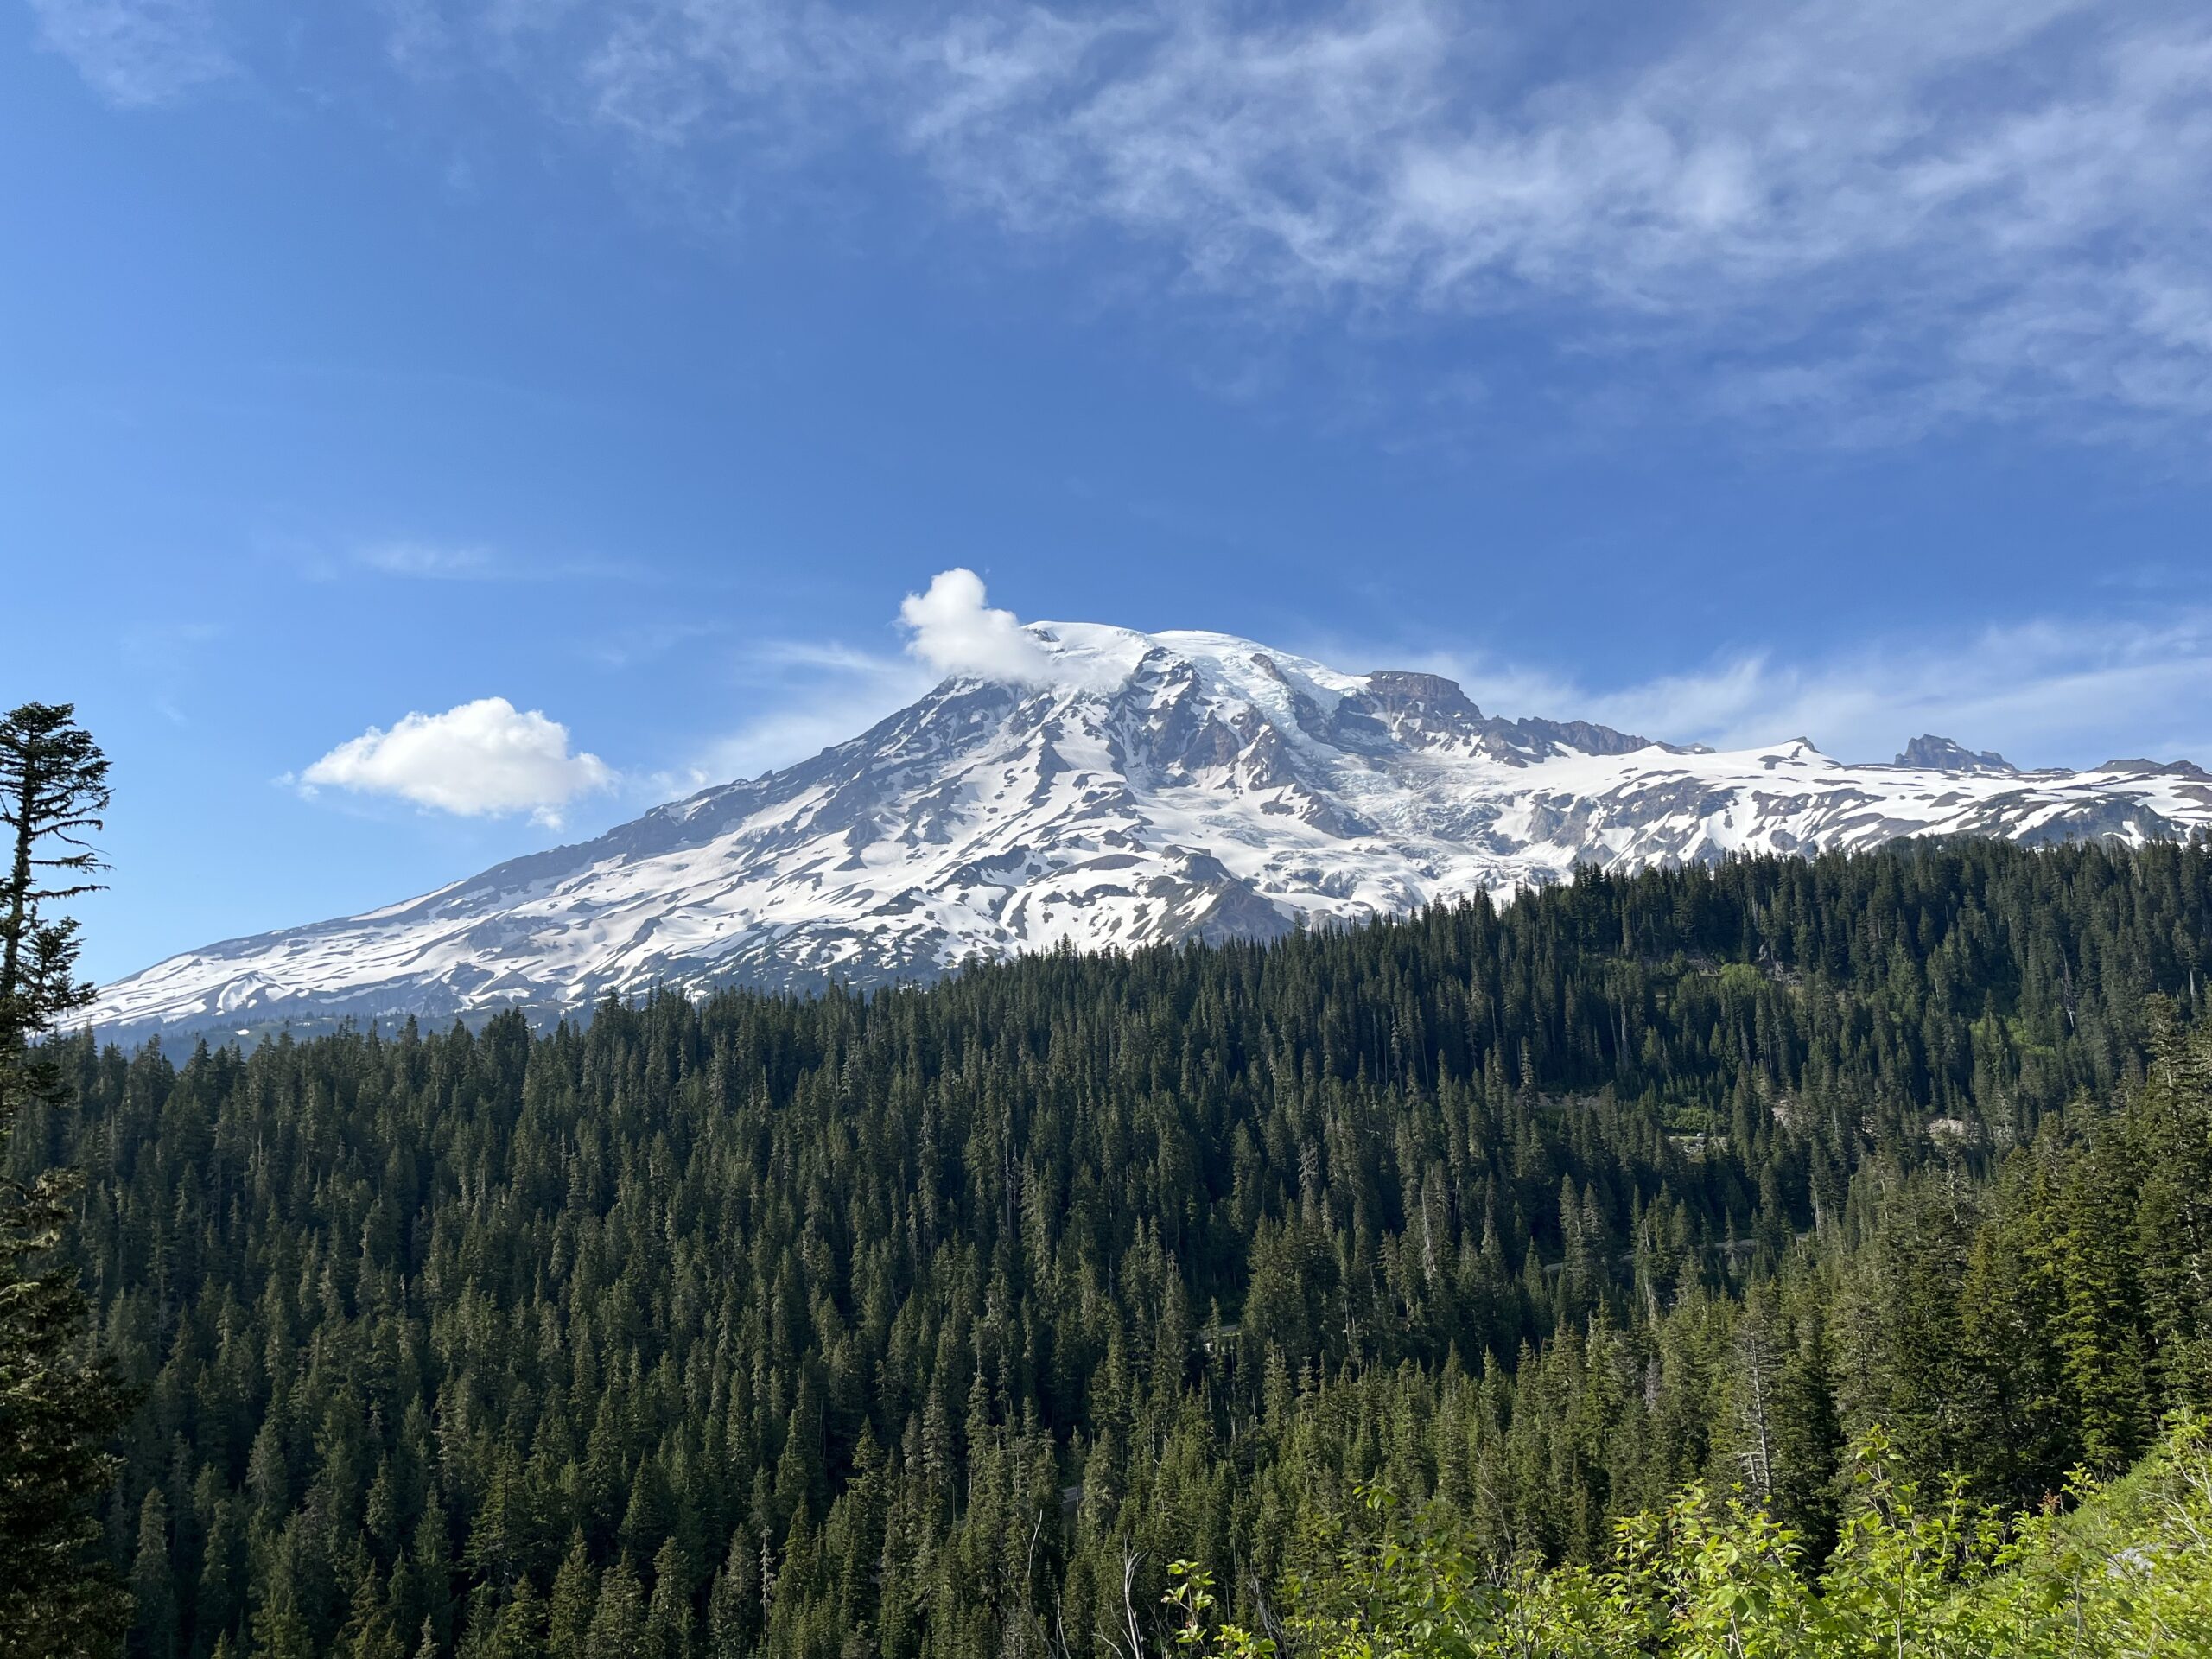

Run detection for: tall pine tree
[[0, 702, 134, 1657]]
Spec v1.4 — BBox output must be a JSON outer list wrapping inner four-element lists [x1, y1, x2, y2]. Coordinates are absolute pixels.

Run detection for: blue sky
[[7, 0, 2212, 985]]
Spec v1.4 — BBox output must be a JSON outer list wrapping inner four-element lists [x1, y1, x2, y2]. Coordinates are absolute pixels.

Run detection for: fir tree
[[16, 836, 2212, 1658], [0, 702, 132, 1657]]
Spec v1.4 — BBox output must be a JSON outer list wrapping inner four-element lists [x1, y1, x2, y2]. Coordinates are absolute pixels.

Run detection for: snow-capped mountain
[[91, 623, 2212, 1039]]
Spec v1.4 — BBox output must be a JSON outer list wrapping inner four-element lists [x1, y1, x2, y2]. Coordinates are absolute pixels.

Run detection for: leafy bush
[[1173, 1417, 2212, 1658]]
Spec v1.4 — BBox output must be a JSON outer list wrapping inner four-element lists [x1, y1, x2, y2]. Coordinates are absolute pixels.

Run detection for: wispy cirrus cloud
[[39, 0, 2212, 447], [28, 0, 232, 107], [531, 0, 2212, 445], [662, 635, 931, 796], [582, 618, 728, 671], [1294, 607, 2212, 769], [349, 540, 638, 582], [1589, 614, 2212, 770]]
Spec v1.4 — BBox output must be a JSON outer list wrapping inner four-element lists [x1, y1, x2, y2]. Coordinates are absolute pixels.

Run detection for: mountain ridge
[[89, 621, 2212, 1039]]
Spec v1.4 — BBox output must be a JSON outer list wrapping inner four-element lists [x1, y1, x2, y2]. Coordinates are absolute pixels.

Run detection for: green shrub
[[1173, 1417, 2212, 1658]]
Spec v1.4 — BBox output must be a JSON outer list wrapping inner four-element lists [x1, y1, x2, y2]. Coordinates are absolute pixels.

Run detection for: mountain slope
[[90, 623, 2212, 1035]]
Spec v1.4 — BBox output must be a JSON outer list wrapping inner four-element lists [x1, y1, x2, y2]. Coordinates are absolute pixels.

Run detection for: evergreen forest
[[17, 836, 2212, 1658]]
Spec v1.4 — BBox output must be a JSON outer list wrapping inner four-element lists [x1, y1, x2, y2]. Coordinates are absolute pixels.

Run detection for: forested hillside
[[21, 838, 2212, 1659]]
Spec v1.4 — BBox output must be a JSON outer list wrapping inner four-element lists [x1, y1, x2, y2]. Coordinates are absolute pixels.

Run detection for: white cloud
[[898, 567, 1057, 683], [684, 694, 906, 789], [583, 618, 728, 670], [1578, 613, 2212, 768], [639, 582, 2212, 808], [689, 639, 932, 786], [512, 0, 2212, 446], [639, 634, 938, 799], [40, 2, 2212, 442], [1305, 610, 2212, 769], [298, 697, 614, 825], [356, 541, 503, 580], [28, 0, 232, 107], [902, 0, 2212, 438], [379, 0, 450, 75], [657, 571, 1078, 799], [353, 540, 636, 582]]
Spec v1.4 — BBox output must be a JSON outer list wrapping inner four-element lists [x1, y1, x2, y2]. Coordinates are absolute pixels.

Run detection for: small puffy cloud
[[898, 568, 1057, 684], [299, 697, 613, 825]]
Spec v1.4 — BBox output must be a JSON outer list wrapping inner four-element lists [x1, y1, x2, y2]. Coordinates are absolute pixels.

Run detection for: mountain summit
[[1893, 734, 2018, 774], [91, 624, 2212, 1038]]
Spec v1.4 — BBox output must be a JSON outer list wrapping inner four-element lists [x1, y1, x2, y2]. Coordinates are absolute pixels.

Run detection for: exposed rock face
[[90, 624, 2212, 1039], [1894, 734, 2018, 774]]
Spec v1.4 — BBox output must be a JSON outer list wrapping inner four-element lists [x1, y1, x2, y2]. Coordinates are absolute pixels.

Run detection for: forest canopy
[[16, 836, 2212, 1659]]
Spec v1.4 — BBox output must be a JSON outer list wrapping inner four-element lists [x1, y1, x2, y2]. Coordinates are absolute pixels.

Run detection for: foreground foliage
[[16, 838, 2212, 1657], [1197, 1416, 2212, 1658]]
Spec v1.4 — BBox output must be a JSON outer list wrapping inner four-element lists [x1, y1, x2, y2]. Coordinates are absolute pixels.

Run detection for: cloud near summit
[[899, 569, 1058, 684]]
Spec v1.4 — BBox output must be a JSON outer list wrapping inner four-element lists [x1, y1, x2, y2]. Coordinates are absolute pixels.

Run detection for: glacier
[[88, 622, 2212, 1039]]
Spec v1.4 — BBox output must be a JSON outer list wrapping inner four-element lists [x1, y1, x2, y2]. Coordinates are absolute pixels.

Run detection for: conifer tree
[[127, 1491, 175, 1659], [584, 1556, 645, 1659], [645, 1538, 692, 1659], [485, 1581, 545, 1659], [0, 702, 131, 1657], [546, 1537, 596, 1659], [12, 834, 2212, 1657]]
